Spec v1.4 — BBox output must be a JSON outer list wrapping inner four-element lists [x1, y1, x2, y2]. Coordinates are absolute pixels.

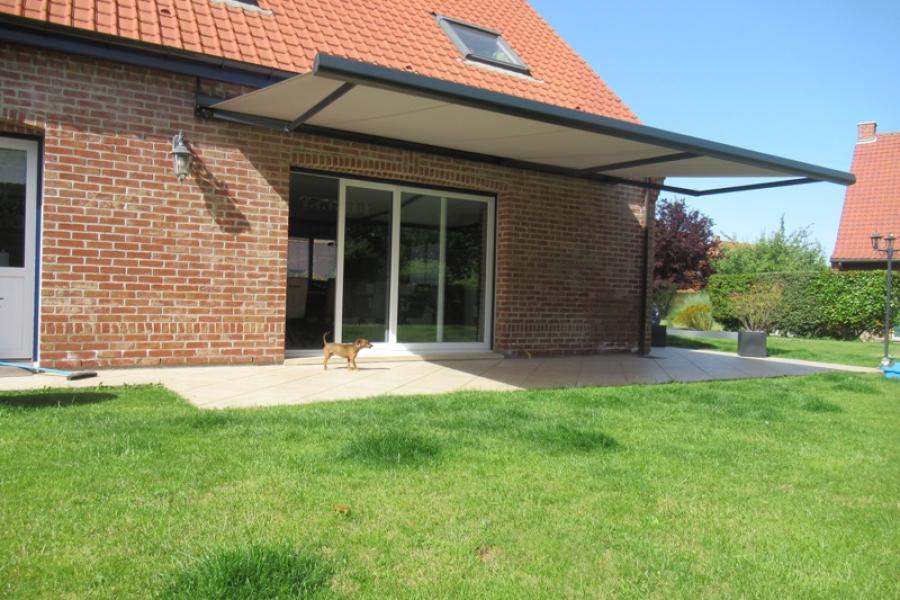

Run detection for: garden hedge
[[708, 270, 899, 339]]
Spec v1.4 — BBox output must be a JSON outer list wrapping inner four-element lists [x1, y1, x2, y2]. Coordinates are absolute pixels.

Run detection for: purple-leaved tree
[[654, 198, 719, 290]]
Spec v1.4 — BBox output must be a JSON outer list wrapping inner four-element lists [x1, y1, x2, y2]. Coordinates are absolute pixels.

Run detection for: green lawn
[[1, 376, 898, 598], [668, 334, 894, 368]]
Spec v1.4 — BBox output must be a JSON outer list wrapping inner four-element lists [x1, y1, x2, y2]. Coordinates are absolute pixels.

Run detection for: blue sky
[[530, 0, 900, 256]]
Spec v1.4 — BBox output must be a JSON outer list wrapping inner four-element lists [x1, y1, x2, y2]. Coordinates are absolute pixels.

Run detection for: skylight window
[[437, 16, 530, 75], [209, 0, 272, 16]]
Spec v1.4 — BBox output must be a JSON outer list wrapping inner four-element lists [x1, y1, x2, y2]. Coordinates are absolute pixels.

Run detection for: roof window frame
[[209, 0, 272, 16], [435, 14, 531, 76]]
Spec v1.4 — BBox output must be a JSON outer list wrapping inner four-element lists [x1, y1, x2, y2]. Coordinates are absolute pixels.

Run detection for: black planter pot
[[737, 331, 767, 357], [651, 324, 667, 347]]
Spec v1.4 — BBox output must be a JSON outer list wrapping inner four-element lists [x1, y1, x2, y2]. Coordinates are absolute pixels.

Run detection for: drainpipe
[[638, 181, 656, 356]]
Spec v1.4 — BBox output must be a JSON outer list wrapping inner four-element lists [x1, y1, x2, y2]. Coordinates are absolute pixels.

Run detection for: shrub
[[729, 282, 783, 332], [670, 295, 714, 330], [811, 271, 896, 339], [774, 272, 821, 336], [708, 270, 899, 339], [712, 217, 825, 275]]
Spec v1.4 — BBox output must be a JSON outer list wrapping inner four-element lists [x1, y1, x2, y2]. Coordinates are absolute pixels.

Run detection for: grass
[[668, 334, 895, 368], [1, 376, 898, 598], [160, 544, 332, 599]]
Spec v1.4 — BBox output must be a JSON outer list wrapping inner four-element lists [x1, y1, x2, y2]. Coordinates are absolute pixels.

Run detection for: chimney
[[857, 121, 877, 143]]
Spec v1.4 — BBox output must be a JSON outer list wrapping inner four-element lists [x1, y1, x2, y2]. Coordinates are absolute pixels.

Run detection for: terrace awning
[[197, 53, 855, 196]]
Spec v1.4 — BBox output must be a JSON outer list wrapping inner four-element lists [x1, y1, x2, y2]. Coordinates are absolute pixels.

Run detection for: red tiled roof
[[0, 0, 638, 122], [832, 129, 900, 262]]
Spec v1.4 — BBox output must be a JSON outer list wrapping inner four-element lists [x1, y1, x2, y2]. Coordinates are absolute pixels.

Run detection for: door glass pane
[[0, 149, 27, 268], [397, 193, 441, 342], [444, 198, 487, 342], [343, 186, 393, 343], [286, 173, 338, 349]]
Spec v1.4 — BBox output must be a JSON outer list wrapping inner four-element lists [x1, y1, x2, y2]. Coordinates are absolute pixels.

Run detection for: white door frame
[[0, 136, 39, 360], [293, 175, 495, 357]]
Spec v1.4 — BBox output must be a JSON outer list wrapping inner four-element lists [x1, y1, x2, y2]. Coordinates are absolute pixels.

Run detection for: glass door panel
[[444, 198, 488, 342], [342, 186, 393, 342], [286, 173, 338, 350], [397, 193, 442, 342], [0, 148, 27, 268], [0, 139, 37, 359]]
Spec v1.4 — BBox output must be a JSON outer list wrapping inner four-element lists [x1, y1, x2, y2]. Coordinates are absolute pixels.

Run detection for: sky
[[530, 0, 900, 257]]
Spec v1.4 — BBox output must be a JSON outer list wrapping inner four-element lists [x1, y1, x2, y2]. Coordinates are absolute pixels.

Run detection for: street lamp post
[[870, 232, 895, 367]]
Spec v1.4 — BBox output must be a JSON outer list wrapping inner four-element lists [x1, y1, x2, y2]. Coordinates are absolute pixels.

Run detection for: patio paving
[[0, 347, 877, 409]]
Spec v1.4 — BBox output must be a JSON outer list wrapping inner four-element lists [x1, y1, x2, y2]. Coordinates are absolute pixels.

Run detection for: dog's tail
[[323, 331, 331, 345]]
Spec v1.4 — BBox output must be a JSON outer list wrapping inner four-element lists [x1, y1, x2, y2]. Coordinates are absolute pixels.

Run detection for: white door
[[0, 137, 38, 359]]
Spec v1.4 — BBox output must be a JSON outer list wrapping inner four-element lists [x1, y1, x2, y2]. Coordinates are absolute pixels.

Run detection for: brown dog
[[323, 332, 373, 370]]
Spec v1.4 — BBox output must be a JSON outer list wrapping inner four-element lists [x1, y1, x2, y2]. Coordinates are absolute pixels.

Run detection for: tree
[[654, 198, 719, 290], [712, 216, 825, 275]]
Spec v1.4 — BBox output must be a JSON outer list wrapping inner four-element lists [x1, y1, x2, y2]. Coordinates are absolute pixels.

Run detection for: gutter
[[0, 14, 294, 88]]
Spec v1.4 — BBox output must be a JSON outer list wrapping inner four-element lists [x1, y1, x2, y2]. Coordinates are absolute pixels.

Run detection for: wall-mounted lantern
[[170, 130, 193, 181]]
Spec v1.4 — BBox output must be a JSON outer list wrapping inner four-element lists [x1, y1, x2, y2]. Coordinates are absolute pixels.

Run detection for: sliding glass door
[[290, 174, 493, 354]]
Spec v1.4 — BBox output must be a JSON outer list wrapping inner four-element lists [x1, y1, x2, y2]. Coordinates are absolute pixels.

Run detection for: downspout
[[638, 180, 656, 355]]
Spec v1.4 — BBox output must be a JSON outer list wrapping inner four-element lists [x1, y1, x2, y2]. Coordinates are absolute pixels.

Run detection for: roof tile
[[832, 130, 900, 262], [1, 0, 638, 122]]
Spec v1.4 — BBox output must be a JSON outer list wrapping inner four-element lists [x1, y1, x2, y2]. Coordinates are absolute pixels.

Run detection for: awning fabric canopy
[[199, 54, 855, 196]]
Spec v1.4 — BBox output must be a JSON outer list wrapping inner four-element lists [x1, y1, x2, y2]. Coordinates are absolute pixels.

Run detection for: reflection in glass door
[[443, 198, 488, 342], [285, 173, 338, 350], [340, 185, 393, 343], [397, 193, 441, 342], [395, 194, 488, 344]]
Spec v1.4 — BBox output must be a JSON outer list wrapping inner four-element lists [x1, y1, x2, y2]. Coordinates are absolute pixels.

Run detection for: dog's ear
[[354, 338, 365, 348]]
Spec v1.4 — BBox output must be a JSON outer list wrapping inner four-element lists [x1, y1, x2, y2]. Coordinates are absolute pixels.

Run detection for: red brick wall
[[1, 43, 651, 367]]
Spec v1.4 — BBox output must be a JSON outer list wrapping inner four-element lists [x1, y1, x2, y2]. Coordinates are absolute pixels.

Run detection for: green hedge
[[708, 270, 899, 339]]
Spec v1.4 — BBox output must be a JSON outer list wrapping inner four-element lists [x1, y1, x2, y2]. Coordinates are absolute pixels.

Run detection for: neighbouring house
[[831, 122, 900, 271], [0, 1, 854, 369]]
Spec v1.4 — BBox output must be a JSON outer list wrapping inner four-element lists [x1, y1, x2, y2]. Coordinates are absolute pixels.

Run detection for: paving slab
[[0, 348, 878, 409]]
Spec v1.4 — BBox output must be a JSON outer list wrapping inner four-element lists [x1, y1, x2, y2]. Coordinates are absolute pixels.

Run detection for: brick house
[[0, 1, 853, 369], [831, 122, 900, 270]]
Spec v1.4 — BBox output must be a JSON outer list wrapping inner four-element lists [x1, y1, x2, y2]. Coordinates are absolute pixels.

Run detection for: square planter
[[737, 330, 767, 357], [651, 324, 667, 347]]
